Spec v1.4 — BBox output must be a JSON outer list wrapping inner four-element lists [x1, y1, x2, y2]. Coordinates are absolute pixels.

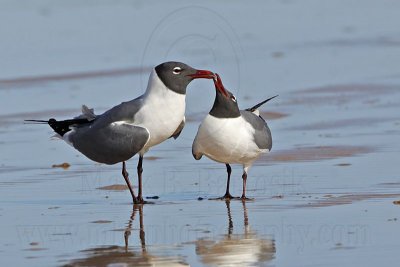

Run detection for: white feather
[[193, 115, 265, 167], [134, 70, 186, 152]]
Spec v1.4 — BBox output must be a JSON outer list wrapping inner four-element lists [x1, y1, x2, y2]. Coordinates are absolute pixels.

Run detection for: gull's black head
[[209, 74, 241, 118], [155, 61, 214, 95]]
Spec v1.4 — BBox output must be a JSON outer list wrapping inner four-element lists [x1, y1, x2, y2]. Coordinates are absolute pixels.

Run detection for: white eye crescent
[[173, 67, 182, 75], [231, 95, 237, 102]]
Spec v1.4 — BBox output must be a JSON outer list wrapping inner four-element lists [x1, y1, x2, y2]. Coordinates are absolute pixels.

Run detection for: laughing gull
[[26, 61, 214, 204], [192, 74, 277, 200]]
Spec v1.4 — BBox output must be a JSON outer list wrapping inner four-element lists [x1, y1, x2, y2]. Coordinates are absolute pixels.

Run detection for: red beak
[[187, 69, 215, 79], [213, 73, 229, 97]]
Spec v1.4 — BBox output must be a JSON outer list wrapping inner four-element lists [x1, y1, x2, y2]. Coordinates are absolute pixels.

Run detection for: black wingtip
[[246, 95, 278, 112], [24, 118, 91, 136]]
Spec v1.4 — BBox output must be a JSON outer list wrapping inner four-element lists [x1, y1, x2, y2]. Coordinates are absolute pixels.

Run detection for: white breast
[[134, 70, 186, 151], [193, 115, 264, 165]]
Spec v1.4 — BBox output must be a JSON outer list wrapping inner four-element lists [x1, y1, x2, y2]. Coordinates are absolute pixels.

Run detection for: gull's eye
[[173, 67, 182, 75], [231, 95, 237, 102]]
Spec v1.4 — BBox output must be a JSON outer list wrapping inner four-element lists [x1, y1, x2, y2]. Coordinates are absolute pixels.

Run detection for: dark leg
[[240, 170, 254, 200], [210, 164, 235, 200], [122, 161, 137, 203], [137, 155, 144, 204], [223, 164, 234, 199], [241, 170, 249, 200]]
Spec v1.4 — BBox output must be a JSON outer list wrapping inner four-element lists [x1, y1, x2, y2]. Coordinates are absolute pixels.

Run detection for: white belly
[[193, 115, 265, 165]]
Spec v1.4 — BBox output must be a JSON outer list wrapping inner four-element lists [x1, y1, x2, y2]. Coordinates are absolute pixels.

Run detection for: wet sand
[[263, 145, 372, 163], [2, 1, 400, 266]]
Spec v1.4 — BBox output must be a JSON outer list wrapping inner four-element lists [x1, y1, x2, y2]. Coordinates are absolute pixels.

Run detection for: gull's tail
[[24, 105, 96, 136], [24, 118, 91, 136], [24, 119, 49, 124], [246, 95, 278, 112]]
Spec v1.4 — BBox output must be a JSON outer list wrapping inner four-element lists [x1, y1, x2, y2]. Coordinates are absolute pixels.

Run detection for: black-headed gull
[[26, 61, 214, 204], [192, 74, 277, 200]]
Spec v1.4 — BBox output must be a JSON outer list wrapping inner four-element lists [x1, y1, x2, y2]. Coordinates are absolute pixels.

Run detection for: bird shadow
[[63, 205, 188, 267], [195, 200, 276, 266]]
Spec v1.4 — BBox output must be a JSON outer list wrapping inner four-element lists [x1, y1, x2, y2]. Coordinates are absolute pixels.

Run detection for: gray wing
[[240, 110, 272, 151], [70, 123, 149, 165], [69, 97, 149, 165], [95, 97, 143, 127], [170, 117, 185, 139]]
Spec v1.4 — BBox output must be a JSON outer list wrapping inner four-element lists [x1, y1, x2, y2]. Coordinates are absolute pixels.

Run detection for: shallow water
[[1, 0, 400, 266]]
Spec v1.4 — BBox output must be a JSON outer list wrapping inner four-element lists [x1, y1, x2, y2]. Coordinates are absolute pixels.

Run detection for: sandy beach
[[1, 0, 400, 266]]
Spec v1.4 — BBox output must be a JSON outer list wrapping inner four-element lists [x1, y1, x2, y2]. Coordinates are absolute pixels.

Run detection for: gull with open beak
[[192, 74, 277, 200], [26, 61, 214, 204]]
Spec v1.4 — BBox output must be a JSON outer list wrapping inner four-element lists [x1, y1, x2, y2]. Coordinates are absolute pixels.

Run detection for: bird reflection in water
[[63, 205, 189, 267], [196, 200, 276, 266]]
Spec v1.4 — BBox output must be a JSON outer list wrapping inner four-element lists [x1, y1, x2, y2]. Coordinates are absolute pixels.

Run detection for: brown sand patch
[[335, 163, 351, 167], [97, 184, 128, 191], [288, 117, 396, 131], [299, 193, 400, 208], [393, 200, 400, 205], [52, 163, 70, 169], [282, 84, 400, 107], [90, 220, 113, 224], [259, 111, 289, 120], [284, 94, 351, 106], [263, 146, 372, 163], [146, 156, 161, 161], [297, 84, 399, 95]]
